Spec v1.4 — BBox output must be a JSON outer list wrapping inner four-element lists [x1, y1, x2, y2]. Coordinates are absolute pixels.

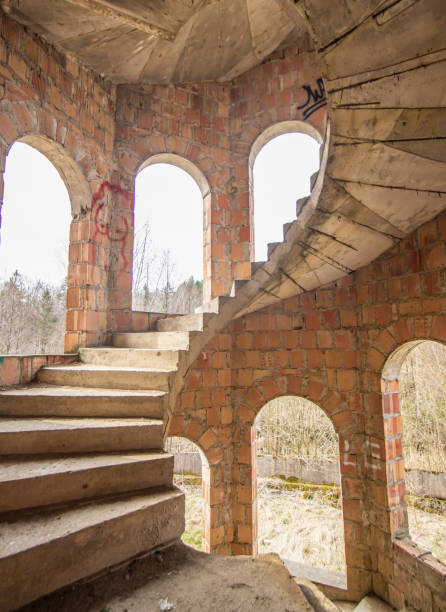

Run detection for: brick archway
[[136, 153, 211, 303], [381, 338, 446, 547], [233, 383, 362, 593], [251, 394, 345, 569], [247, 120, 324, 263]]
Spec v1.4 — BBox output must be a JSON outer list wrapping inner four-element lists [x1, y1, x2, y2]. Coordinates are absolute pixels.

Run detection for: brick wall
[[115, 35, 326, 303], [168, 211, 446, 608], [0, 13, 117, 351]]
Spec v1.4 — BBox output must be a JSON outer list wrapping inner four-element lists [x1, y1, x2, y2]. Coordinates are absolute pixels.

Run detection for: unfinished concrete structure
[[0, 0, 445, 609]]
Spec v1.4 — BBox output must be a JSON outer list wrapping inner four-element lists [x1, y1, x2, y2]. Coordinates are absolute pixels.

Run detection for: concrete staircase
[[0, 314, 211, 611]]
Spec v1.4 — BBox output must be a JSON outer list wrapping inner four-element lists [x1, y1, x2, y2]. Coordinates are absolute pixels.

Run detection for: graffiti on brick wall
[[225, 175, 238, 196], [297, 78, 327, 120], [92, 181, 132, 272]]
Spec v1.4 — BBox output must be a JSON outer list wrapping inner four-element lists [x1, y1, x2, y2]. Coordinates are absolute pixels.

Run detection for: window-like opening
[[398, 341, 446, 563], [165, 436, 210, 551], [255, 396, 345, 577], [253, 132, 320, 262], [133, 163, 203, 313], [0, 142, 71, 354]]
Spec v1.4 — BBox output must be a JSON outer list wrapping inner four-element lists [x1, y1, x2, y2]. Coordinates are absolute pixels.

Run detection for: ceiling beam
[[60, 0, 176, 40]]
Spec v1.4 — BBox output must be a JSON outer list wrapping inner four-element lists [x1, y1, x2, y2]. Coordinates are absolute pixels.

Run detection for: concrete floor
[[18, 543, 316, 612]]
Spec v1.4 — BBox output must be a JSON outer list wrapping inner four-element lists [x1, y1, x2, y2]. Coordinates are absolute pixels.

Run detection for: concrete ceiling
[[2, 0, 307, 83]]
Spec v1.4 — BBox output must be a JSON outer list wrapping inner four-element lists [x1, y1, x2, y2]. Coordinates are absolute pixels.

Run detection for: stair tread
[[0, 384, 166, 398], [0, 417, 162, 433], [40, 363, 175, 373], [80, 347, 179, 353], [113, 331, 189, 337], [0, 487, 183, 558], [0, 451, 171, 482]]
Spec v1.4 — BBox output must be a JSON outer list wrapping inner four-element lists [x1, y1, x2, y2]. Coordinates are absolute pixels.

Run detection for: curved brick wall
[[168, 211, 446, 605]]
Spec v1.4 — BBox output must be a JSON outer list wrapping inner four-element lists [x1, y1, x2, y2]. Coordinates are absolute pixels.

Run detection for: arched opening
[[0, 140, 73, 354], [133, 155, 209, 313], [254, 396, 346, 580], [165, 436, 210, 551], [250, 122, 321, 262], [382, 341, 446, 564]]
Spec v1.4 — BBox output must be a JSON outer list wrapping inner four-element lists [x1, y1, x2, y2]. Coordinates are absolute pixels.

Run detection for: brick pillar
[[105, 176, 134, 333], [65, 209, 107, 351], [201, 459, 211, 553], [231, 421, 256, 555], [64, 178, 134, 351], [382, 379, 408, 538], [251, 424, 258, 555], [338, 431, 371, 599]]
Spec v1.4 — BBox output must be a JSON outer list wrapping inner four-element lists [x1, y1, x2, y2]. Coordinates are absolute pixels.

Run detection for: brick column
[[65, 178, 134, 351], [65, 208, 107, 351], [382, 379, 408, 538]]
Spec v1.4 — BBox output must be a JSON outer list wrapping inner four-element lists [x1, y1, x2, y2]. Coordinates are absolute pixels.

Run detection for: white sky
[[0, 142, 71, 284], [135, 163, 203, 285], [253, 133, 320, 261], [0, 134, 320, 286]]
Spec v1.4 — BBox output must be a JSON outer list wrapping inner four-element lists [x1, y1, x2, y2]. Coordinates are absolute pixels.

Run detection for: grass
[[399, 341, 446, 472], [173, 475, 203, 550], [257, 477, 345, 573], [177, 477, 446, 567]]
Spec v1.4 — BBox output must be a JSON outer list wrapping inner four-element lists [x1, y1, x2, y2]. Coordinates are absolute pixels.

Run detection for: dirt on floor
[[19, 543, 315, 612]]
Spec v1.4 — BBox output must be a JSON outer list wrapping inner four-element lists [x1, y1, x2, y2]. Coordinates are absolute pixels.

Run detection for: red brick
[[0, 112, 19, 143]]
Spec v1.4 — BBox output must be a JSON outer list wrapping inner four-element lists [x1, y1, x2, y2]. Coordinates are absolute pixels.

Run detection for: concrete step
[[0, 385, 166, 418], [0, 487, 185, 611], [294, 576, 341, 611], [230, 279, 250, 297], [267, 241, 281, 258], [0, 451, 174, 513], [353, 595, 394, 611], [0, 417, 163, 454], [251, 261, 266, 275], [37, 364, 174, 391], [79, 346, 180, 369], [195, 296, 232, 314], [156, 313, 213, 332], [283, 221, 293, 238], [296, 196, 309, 216], [113, 331, 193, 350]]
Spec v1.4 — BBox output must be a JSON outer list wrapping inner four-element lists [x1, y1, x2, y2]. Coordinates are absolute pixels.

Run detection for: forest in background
[[0, 269, 202, 356]]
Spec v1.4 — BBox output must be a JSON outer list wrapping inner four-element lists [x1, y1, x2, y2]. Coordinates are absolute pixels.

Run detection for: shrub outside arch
[[381, 338, 446, 546], [165, 433, 212, 553], [252, 394, 346, 577]]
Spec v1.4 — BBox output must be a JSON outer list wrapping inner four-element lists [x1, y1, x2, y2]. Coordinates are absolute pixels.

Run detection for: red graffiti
[[91, 181, 132, 273]]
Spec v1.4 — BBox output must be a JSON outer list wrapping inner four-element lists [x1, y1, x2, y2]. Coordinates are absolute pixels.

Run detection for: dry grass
[[173, 475, 203, 550], [255, 396, 338, 461], [406, 501, 446, 564], [177, 477, 446, 568], [257, 477, 345, 572], [399, 341, 446, 472]]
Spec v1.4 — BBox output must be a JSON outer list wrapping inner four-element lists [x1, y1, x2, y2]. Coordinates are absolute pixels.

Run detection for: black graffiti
[[297, 78, 327, 120]]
